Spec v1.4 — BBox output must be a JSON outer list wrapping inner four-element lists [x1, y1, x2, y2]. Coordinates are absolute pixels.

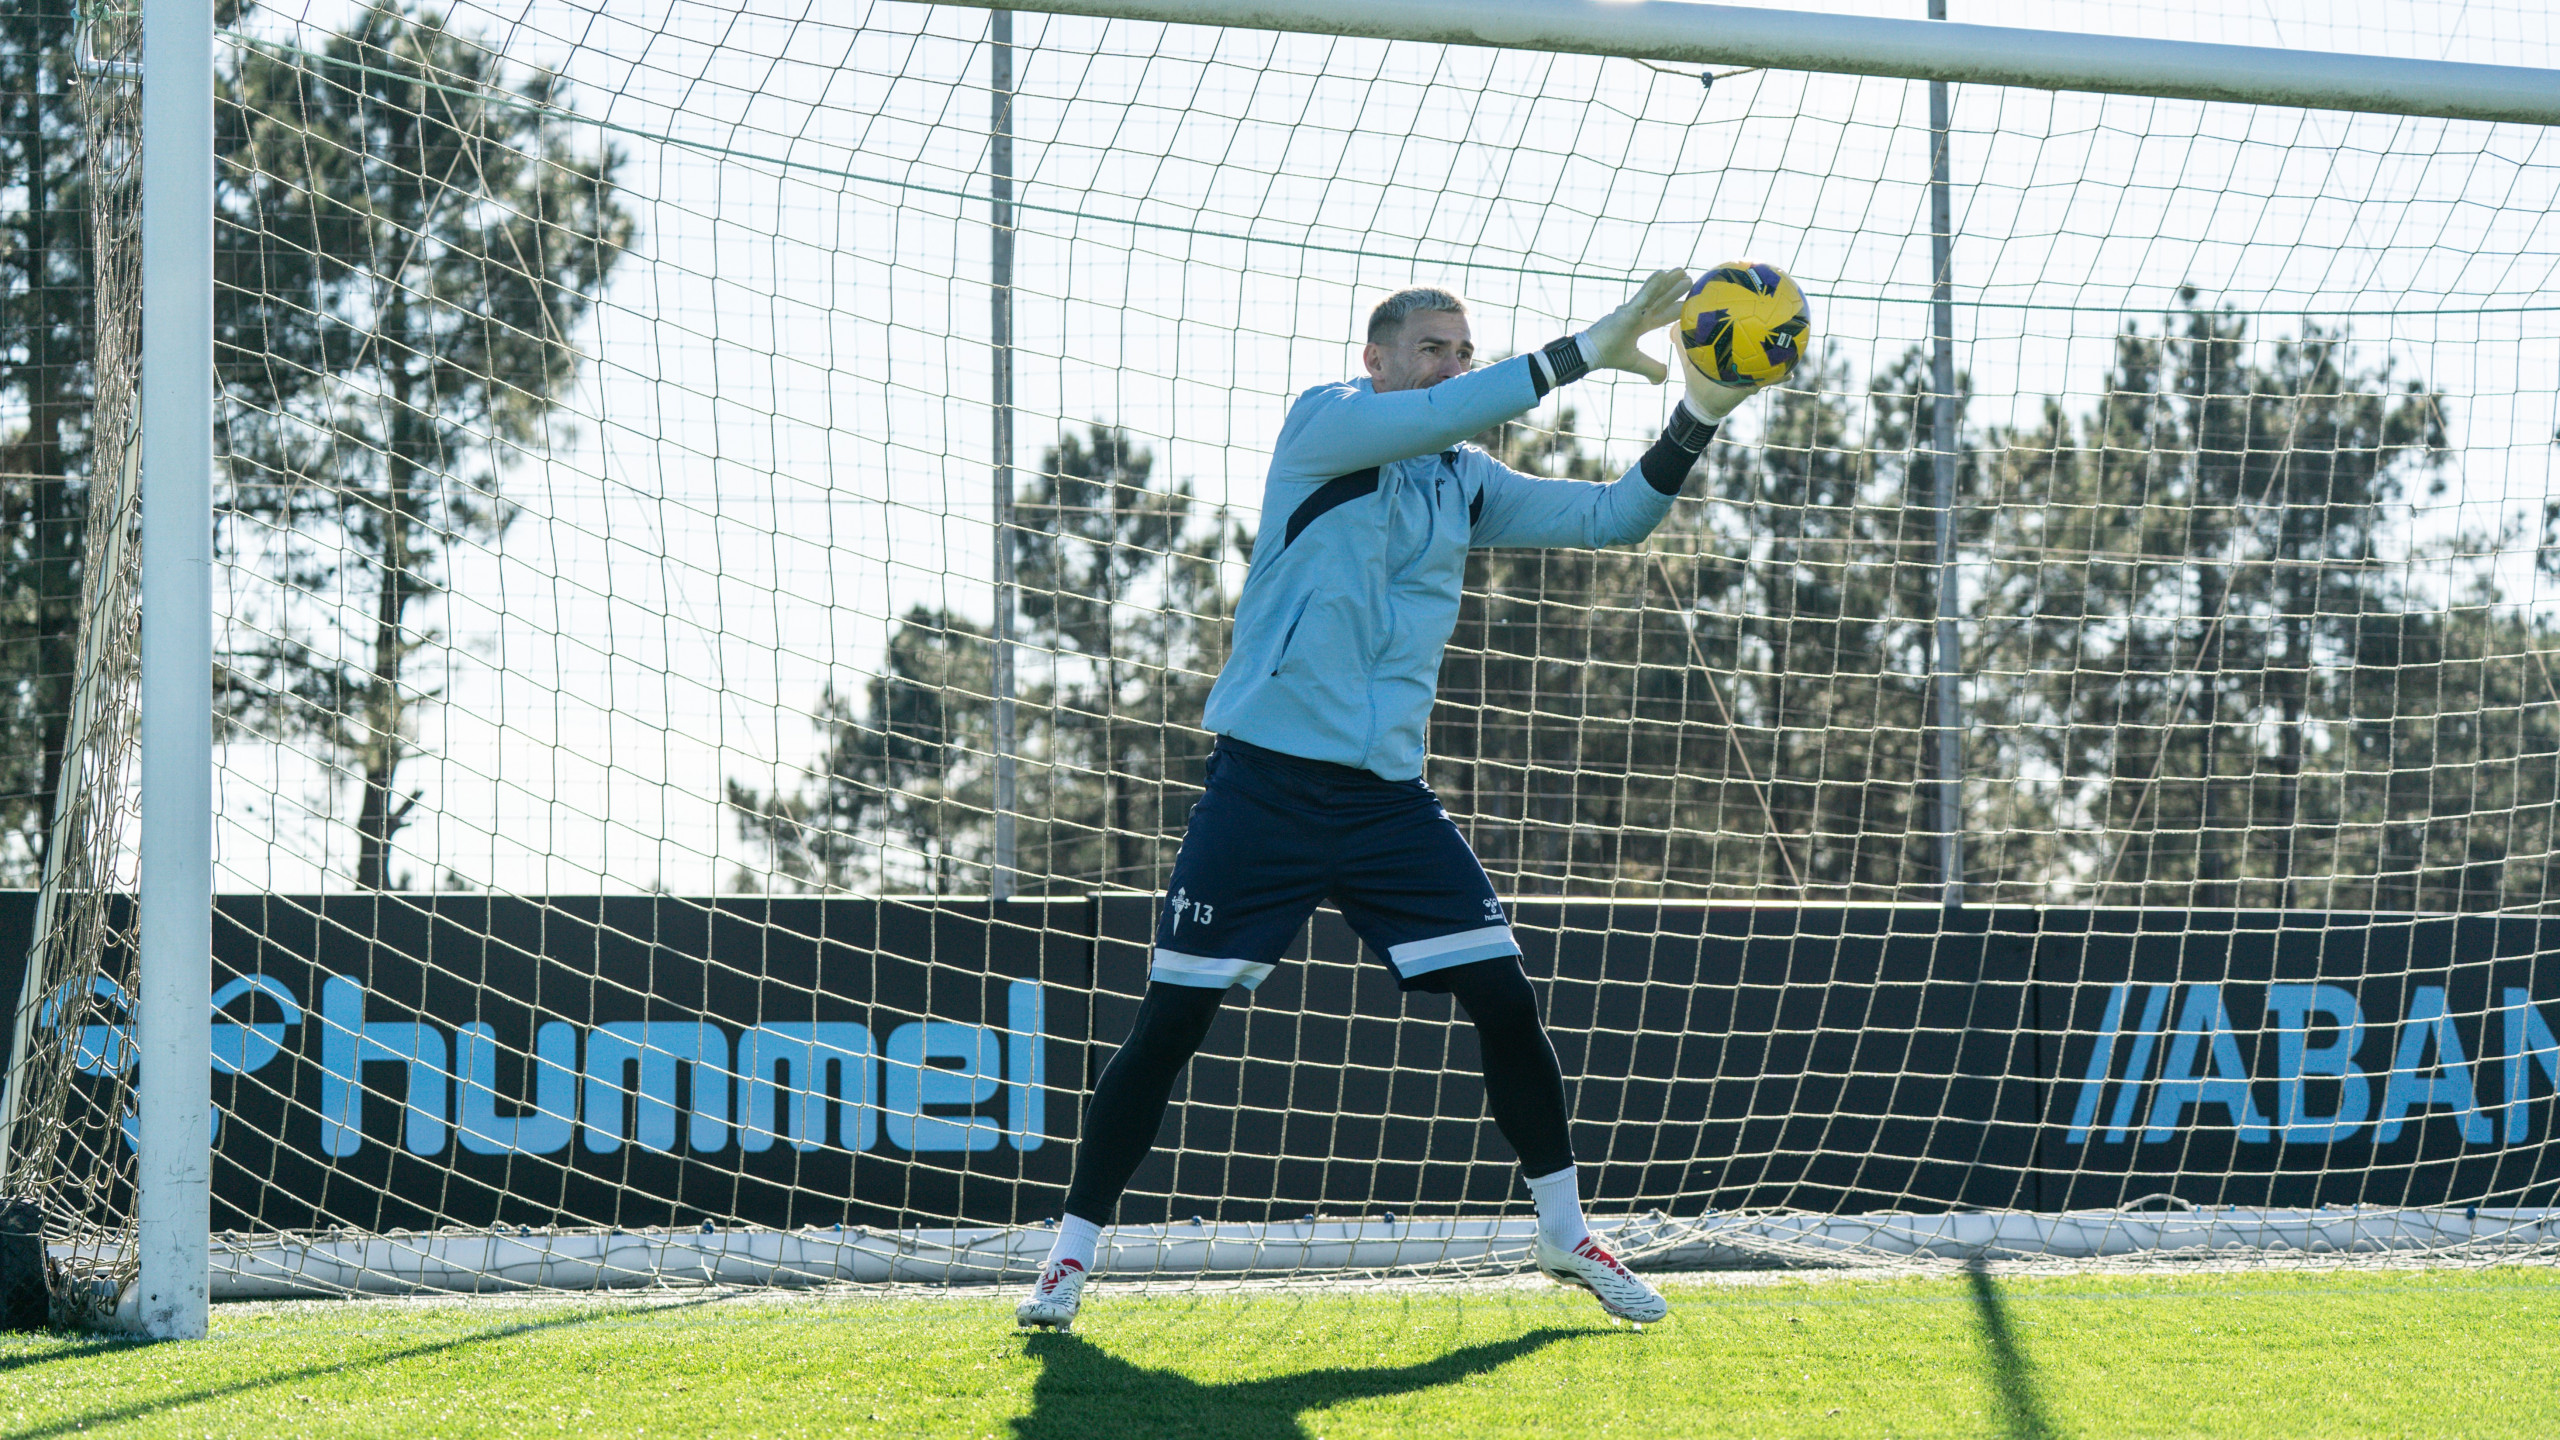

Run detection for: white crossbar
[[930, 0, 2560, 126]]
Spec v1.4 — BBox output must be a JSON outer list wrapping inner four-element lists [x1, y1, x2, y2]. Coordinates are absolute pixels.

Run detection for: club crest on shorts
[[1167, 887, 1214, 932]]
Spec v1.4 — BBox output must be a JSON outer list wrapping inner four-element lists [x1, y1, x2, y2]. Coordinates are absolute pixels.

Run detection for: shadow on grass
[[0, 1337, 148, 1377], [2, 1294, 720, 1439], [1965, 1261, 2062, 1440], [1013, 1323, 1590, 1440]]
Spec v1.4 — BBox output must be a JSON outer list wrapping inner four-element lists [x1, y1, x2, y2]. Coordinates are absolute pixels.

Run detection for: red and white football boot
[[1534, 1234, 1669, 1325], [1015, 1256, 1090, 1332]]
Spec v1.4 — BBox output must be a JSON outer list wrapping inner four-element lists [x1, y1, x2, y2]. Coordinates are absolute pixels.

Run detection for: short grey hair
[[1367, 286, 1468, 344]]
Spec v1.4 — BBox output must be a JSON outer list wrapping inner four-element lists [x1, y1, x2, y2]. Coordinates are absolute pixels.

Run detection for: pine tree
[[214, 2, 633, 887], [0, 0, 105, 879], [1011, 423, 1230, 891], [732, 424, 1239, 895], [2030, 297, 2446, 906], [726, 609, 997, 895]]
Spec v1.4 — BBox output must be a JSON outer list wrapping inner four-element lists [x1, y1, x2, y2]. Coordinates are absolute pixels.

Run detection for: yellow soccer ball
[[1679, 261, 1811, 386]]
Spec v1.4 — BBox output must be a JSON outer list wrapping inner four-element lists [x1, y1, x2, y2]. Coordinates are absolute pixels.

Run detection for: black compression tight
[[1060, 956, 1575, 1225], [1060, 982, 1226, 1224], [1437, 956, 1576, 1180]]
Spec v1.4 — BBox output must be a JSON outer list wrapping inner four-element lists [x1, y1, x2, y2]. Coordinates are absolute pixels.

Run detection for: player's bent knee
[[1128, 980, 1229, 1048], [1432, 953, 1540, 1025]]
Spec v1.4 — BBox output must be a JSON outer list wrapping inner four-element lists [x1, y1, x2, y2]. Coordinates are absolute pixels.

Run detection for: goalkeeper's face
[[1364, 311, 1475, 393]]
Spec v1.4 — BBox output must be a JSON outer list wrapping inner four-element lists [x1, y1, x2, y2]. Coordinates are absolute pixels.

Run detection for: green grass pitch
[[2, 1265, 2554, 1438]]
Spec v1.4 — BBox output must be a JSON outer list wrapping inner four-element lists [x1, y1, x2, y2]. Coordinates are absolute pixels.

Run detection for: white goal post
[[133, 0, 217, 1343], [10, 0, 2560, 1329]]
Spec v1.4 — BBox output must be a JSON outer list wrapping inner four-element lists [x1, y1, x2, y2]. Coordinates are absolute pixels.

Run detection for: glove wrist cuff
[[1663, 398, 1719, 450], [1534, 334, 1591, 395], [1639, 401, 1720, 496]]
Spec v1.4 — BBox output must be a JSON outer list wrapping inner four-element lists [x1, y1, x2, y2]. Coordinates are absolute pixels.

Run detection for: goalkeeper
[[1018, 270, 1768, 1331]]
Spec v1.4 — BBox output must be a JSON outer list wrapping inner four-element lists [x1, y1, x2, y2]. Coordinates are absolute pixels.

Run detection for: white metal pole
[[924, 0, 2560, 126], [1927, 5, 1963, 912], [989, 11, 1019, 901], [136, 0, 215, 1340]]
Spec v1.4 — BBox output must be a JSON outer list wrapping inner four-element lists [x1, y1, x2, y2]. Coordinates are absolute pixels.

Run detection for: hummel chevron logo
[[1574, 1237, 1633, 1277]]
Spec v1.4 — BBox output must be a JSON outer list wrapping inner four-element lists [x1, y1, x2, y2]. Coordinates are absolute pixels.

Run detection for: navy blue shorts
[[1152, 736, 1519, 992]]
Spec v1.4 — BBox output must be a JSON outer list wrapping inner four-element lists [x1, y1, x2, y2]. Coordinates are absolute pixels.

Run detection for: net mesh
[[0, 0, 147, 1324], [7, 0, 2560, 1305]]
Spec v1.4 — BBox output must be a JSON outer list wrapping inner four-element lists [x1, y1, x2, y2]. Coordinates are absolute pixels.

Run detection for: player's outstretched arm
[[1468, 348, 1777, 550], [1280, 367, 1547, 477], [1279, 269, 1692, 478]]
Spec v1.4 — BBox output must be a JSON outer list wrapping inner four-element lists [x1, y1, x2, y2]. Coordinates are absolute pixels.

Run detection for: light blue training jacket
[[1201, 353, 1681, 781]]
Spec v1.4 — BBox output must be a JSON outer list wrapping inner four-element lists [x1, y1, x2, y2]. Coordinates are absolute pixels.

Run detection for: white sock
[[1043, 1215, 1101, 1274], [1523, 1165, 1588, 1250]]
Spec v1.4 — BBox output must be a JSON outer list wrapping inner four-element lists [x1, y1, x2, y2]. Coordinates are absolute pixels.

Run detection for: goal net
[[8, 0, 2560, 1315]]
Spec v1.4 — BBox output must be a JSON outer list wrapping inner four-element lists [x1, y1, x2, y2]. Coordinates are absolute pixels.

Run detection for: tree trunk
[[2193, 566, 2233, 909], [356, 372, 417, 890], [2273, 588, 2311, 910]]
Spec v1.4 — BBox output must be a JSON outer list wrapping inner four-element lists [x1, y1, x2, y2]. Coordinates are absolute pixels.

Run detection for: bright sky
[[211, 0, 2560, 895]]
